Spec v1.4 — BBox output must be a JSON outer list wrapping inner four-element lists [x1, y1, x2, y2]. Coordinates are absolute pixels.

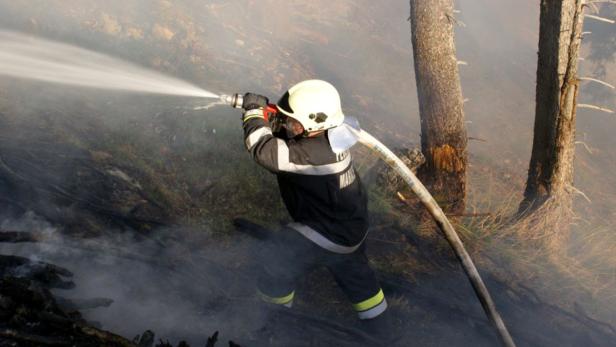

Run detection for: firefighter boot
[[360, 309, 405, 346]]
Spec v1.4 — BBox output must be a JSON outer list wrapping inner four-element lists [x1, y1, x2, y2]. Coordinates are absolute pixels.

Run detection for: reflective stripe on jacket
[[243, 117, 369, 248]]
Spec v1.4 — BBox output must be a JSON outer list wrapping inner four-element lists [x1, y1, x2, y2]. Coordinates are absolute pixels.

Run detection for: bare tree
[[521, 0, 586, 214], [409, 0, 468, 214]]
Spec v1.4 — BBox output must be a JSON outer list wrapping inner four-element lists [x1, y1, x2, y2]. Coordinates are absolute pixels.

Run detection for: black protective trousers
[[257, 226, 387, 320]]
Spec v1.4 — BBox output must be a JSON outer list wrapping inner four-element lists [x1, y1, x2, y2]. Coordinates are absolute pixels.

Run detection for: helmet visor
[[276, 91, 294, 116]]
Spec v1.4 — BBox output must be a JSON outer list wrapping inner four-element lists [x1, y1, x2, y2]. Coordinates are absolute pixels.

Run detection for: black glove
[[242, 93, 269, 111]]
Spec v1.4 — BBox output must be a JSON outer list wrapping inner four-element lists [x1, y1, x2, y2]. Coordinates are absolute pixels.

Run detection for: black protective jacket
[[243, 116, 368, 251]]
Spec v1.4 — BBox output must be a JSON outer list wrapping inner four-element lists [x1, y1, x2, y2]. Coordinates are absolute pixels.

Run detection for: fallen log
[[0, 255, 74, 289], [0, 276, 136, 347], [0, 230, 46, 243], [56, 297, 114, 310], [0, 329, 71, 346]]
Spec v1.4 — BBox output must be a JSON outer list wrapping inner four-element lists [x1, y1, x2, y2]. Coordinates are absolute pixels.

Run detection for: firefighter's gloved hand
[[243, 93, 269, 111]]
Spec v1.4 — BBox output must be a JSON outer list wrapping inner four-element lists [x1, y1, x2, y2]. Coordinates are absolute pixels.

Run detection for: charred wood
[[0, 230, 45, 243], [0, 255, 74, 289], [205, 331, 219, 347], [55, 297, 114, 310], [134, 330, 155, 347], [0, 276, 135, 347]]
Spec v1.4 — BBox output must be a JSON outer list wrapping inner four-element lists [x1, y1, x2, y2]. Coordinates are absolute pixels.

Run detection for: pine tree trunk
[[521, 0, 585, 213], [409, 0, 468, 214]]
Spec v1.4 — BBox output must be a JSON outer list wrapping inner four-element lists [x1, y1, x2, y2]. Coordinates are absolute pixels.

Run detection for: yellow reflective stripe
[[243, 114, 265, 122], [353, 289, 384, 312], [257, 290, 295, 305], [242, 109, 265, 123]]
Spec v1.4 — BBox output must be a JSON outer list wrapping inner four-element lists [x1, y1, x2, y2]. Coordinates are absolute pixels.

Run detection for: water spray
[[0, 30, 219, 99], [225, 98, 515, 347]]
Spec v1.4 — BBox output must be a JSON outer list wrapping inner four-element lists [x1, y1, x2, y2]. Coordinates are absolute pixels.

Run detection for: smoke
[[0, 0, 615, 345], [4, 210, 616, 346], [0, 211, 270, 345]]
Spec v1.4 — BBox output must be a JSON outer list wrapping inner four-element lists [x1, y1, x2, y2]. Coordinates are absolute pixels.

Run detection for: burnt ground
[[2, 219, 615, 347], [0, 106, 614, 347], [225, 222, 616, 347]]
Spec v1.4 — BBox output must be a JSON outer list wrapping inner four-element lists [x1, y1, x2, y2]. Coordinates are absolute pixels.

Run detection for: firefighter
[[239, 80, 387, 321]]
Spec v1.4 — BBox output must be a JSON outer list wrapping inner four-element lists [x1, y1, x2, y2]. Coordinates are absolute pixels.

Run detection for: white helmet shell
[[277, 80, 345, 133]]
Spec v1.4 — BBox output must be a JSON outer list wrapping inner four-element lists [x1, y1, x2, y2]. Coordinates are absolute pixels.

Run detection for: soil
[[0, 128, 615, 346]]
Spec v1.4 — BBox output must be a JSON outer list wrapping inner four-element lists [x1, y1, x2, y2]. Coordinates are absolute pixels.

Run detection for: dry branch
[[568, 185, 592, 203], [584, 14, 616, 23], [445, 14, 466, 27], [579, 77, 615, 89], [588, 0, 616, 5], [585, 1, 601, 13], [578, 104, 615, 113], [575, 141, 594, 154]]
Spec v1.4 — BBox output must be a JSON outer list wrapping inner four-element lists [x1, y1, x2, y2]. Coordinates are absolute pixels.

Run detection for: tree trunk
[[521, 0, 585, 214], [409, 0, 468, 214]]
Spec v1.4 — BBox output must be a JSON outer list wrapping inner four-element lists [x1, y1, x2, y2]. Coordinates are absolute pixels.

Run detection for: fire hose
[[349, 127, 515, 347]]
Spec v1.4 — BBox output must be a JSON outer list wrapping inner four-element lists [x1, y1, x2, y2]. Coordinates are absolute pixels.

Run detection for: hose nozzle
[[220, 94, 244, 109]]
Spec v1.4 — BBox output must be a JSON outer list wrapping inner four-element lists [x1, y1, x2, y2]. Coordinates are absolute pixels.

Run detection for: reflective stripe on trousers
[[354, 289, 387, 319], [287, 222, 366, 254], [257, 289, 295, 308]]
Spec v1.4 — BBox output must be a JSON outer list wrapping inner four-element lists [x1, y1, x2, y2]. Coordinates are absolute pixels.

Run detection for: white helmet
[[276, 80, 345, 133]]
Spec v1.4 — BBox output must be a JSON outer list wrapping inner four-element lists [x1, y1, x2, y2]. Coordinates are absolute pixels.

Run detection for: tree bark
[[521, 0, 585, 213], [409, 0, 468, 214]]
